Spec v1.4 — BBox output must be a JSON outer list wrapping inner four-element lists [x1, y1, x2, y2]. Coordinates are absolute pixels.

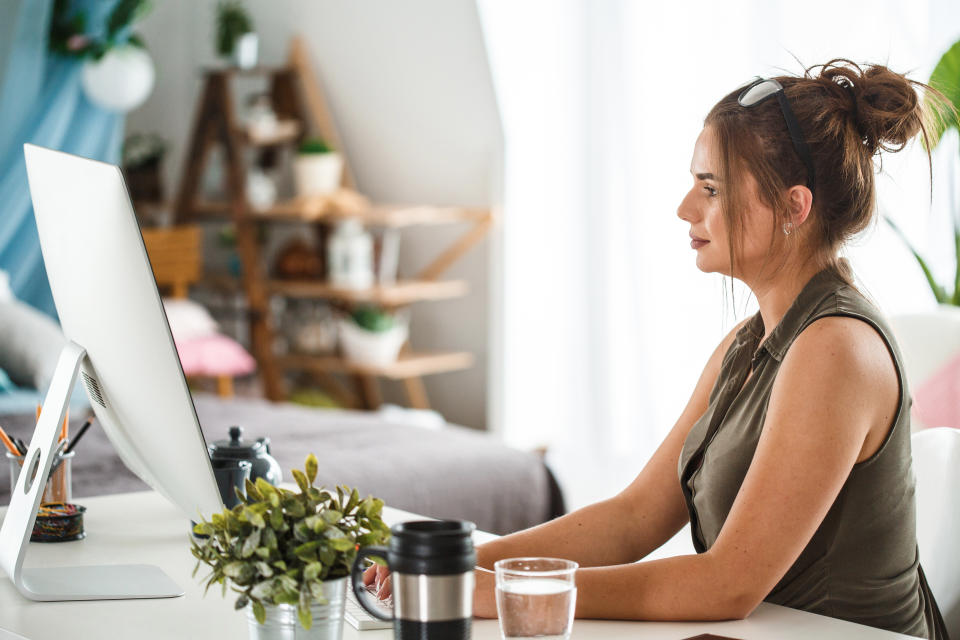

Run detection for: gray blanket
[[0, 394, 563, 534]]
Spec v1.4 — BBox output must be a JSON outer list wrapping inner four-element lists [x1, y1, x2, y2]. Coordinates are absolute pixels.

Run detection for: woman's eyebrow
[[694, 172, 718, 181]]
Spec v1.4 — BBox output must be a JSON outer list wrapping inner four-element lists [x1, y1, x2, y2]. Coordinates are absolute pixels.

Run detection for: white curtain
[[479, 0, 960, 509]]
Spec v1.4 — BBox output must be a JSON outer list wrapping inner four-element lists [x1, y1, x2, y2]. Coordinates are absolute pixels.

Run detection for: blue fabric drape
[[0, 0, 124, 317]]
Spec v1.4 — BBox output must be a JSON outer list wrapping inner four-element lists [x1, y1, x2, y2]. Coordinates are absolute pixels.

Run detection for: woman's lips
[[691, 239, 709, 249]]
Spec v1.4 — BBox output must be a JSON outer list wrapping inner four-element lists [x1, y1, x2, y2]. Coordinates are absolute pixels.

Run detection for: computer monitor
[[0, 144, 223, 601]]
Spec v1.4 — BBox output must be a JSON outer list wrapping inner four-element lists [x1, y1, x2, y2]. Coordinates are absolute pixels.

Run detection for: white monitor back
[[22, 143, 222, 521]]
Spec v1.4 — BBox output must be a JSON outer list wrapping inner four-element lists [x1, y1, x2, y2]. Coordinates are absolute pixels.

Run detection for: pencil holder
[[6, 449, 74, 504]]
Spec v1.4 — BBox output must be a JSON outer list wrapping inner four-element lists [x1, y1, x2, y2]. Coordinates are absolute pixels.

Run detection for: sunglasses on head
[[737, 76, 816, 196]]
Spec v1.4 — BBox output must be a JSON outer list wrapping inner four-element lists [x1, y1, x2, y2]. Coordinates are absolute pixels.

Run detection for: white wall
[[128, 0, 503, 429]]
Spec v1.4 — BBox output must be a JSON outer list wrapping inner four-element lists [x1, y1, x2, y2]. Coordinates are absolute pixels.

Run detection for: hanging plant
[[48, 0, 157, 113]]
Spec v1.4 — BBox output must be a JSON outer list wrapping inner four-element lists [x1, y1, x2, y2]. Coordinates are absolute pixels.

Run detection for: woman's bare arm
[[474, 316, 895, 620]]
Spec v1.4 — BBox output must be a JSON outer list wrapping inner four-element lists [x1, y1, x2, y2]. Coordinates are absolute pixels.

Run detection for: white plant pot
[[234, 32, 259, 69], [338, 319, 408, 367], [81, 45, 155, 113], [294, 153, 344, 197]]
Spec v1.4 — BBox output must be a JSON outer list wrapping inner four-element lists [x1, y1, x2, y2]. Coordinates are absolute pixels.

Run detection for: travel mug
[[350, 520, 476, 640]]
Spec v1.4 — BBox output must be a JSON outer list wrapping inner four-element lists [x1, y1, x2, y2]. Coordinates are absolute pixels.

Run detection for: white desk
[[0, 491, 920, 639]]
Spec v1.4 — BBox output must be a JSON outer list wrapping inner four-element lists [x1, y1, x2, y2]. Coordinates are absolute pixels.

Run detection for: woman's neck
[[745, 260, 827, 345]]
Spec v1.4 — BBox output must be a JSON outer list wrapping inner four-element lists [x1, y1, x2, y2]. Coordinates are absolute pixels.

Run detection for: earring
[[782, 222, 794, 236]]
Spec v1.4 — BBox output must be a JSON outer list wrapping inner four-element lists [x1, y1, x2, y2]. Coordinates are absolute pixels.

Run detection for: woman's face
[[677, 126, 778, 278]]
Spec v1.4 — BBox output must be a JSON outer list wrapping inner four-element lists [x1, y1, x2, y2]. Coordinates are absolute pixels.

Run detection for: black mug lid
[[387, 520, 476, 575]]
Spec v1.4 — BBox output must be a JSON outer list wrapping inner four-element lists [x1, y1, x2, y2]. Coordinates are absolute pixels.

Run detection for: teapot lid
[[209, 425, 267, 459]]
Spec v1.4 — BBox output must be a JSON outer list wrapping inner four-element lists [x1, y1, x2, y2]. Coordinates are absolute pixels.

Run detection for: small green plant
[[190, 454, 390, 629], [351, 306, 395, 332], [216, 1, 253, 57], [299, 138, 334, 155]]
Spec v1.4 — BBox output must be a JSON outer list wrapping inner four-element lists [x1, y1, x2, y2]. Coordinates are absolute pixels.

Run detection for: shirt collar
[[736, 266, 846, 366]]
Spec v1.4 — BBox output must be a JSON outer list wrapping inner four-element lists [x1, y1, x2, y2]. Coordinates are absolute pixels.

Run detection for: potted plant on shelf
[[191, 454, 390, 640], [216, 1, 257, 69], [294, 138, 345, 198], [338, 306, 409, 367], [884, 36, 960, 307], [123, 132, 167, 209]]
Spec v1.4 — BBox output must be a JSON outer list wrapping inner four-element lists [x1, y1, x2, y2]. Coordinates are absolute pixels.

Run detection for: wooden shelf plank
[[277, 351, 474, 380], [189, 200, 490, 227], [235, 120, 302, 147], [270, 279, 469, 304], [198, 274, 469, 305]]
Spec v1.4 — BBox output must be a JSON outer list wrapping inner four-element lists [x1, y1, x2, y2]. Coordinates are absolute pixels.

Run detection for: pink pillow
[[913, 350, 960, 429], [175, 334, 256, 377]]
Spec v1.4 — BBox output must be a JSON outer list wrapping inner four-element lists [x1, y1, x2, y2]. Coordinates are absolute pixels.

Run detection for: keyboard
[[345, 586, 393, 631]]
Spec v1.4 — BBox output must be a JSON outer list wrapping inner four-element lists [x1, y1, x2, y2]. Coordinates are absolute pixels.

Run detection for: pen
[[64, 417, 94, 454], [0, 424, 20, 456], [12, 437, 27, 456]]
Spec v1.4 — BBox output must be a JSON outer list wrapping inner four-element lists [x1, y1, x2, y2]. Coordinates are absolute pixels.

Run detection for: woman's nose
[[677, 191, 697, 222]]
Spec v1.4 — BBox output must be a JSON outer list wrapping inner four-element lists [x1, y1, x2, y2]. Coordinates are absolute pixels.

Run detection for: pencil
[[0, 424, 21, 457], [64, 417, 94, 454], [60, 407, 69, 443]]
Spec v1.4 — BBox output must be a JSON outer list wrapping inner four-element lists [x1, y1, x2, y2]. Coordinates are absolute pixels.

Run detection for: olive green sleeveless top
[[678, 266, 948, 640]]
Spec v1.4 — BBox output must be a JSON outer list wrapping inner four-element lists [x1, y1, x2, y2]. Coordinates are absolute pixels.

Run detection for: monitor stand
[[0, 341, 182, 601]]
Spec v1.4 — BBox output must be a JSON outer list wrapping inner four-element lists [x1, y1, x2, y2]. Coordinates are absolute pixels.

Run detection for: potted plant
[[216, 1, 257, 69], [191, 454, 390, 640], [338, 306, 409, 367], [884, 37, 960, 306], [293, 138, 345, 197]]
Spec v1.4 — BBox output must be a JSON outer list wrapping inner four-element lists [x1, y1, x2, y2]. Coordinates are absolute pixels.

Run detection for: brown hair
[[704, 58, 953, 288]]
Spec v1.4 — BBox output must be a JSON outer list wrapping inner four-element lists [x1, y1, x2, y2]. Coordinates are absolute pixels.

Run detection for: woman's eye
[[704, 186, 718, 197]]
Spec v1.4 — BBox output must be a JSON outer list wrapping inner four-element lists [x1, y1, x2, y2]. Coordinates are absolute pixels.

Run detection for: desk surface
[[0, 491, 919, 640]]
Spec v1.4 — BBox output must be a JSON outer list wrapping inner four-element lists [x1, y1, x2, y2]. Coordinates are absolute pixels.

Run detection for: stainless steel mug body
[[351, 520, 476, 640]]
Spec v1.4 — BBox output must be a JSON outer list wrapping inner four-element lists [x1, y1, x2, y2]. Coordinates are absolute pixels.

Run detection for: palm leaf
[[883, 215, 949, 303], [925, 38, 960, 150]]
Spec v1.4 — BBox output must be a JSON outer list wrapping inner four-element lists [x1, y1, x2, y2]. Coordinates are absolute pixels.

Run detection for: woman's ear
[[786, 185, 813, 226]]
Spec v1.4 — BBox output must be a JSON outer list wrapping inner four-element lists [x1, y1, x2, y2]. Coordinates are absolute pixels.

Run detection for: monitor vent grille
[[81, 371, 106, 408]]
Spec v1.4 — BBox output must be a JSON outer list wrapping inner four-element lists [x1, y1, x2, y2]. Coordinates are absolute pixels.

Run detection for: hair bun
[[816, 60, 924, 154]]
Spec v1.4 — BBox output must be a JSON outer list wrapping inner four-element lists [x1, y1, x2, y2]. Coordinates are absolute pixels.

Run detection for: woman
[[367, 59, 952, 639]]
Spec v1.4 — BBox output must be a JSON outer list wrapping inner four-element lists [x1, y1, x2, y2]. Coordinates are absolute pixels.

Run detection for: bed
[[0, 393, 564, 535]]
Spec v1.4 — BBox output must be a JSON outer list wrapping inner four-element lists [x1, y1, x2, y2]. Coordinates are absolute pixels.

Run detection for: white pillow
[[161, 298, 219, 341], [0, 299, 68, 390]]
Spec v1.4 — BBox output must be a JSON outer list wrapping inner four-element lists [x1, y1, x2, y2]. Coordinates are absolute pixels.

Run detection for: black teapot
[[208, 425, 282, 486]]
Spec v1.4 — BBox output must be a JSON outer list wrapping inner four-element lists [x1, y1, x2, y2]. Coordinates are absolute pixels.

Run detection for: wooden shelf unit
[[172, 36, 492, 410]]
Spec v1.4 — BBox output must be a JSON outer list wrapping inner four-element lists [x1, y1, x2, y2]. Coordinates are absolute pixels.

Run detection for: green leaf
[[252, 599, 266, 624], [262, 527, 278, 550], [304, 562, 323, 581], [241, 529, 262, 558], [927, 38, 960, 150], [298, 599, 313, 630], [322, 510, 343, 525], [305, 453, 318, 485], [346, 487, 360, 512], [235, 593, 249, 610], [294, 540, 321, 561], [270, 507, 284, 530], [292, 469, 309, 493], [309, 580, 329, 603], [328, 537, 355, 551], [223, 562, 246, 579], [245, 477, 263, 502], [256, 562, 274, 578]]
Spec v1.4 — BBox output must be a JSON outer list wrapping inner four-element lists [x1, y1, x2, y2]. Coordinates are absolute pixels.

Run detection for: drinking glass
[[495, 557, 578, 640]]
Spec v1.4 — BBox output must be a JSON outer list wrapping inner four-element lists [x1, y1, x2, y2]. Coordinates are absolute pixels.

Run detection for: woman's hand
[[361, 562, 392, 599], [473, 566, 497, 618]]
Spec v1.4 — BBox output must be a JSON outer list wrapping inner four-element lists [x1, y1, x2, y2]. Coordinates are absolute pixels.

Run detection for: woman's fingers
[[377, 574, 392, 599], [362, 564, 378, 587]]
